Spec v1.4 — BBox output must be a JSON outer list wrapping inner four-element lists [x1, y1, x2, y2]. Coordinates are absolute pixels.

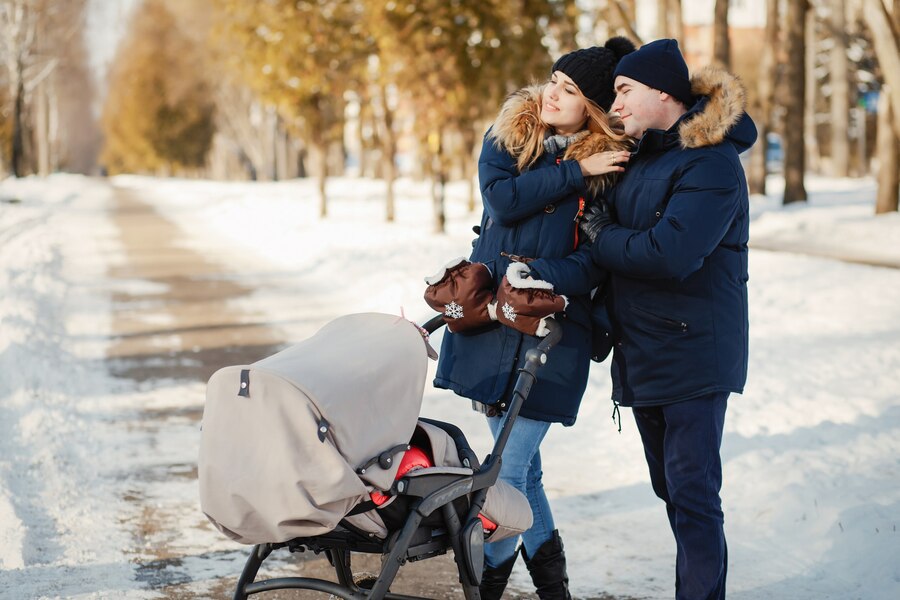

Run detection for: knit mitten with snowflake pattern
[[424, 258, 496, 333], [495, 262, 567, 337]]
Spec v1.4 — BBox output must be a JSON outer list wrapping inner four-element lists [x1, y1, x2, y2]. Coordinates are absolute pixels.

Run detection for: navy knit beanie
[[612, 38, 694, 106], [551, 37, 636, 111]]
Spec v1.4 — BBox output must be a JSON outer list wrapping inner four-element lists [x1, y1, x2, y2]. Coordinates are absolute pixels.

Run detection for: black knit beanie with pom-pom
[[551, 36, 636, 111]]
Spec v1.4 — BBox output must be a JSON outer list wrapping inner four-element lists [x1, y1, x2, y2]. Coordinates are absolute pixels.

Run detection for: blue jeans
[[483, 414, 555, 568], [633, 393, 729, 600]]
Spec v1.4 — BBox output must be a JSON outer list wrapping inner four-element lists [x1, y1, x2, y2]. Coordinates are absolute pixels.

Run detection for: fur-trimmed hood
[[678, 65, 756, 151], [489, 85, 631, 196]]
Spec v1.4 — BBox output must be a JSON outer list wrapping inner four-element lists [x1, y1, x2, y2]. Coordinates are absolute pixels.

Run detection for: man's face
[[611, 76, 668, 139]]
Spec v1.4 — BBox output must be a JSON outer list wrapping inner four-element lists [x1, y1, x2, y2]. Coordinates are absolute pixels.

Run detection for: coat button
[[544, 204, 556, 214], [655, 211, 661, 218]]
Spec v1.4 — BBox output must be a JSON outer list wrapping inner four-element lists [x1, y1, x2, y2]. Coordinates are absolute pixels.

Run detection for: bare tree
[[830, 0, 851, 176], [375, 78, 398, 222], [783, 0, 809, 203], [875, 85, 899, 212], [0, 0, 89, 176], [863, 0, 900, 141], [657, 0, 669, 37], [713, 0, 731, 68], [669, 0, 684, 43], [805, 8, 821, 173], [866, 0, 900, 212], [748, 0, 779, 195], [0, 0, 42, 176], [213, 83, 278, 180], [607, 0, 644, 43], [620, 0, 637, 26]]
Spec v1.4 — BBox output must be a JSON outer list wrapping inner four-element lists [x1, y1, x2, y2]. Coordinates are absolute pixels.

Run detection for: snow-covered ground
[[1, 172, 898, 599]]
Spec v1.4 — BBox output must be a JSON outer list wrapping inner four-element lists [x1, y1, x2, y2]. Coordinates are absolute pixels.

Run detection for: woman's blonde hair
[[490, 83, 630, 173]]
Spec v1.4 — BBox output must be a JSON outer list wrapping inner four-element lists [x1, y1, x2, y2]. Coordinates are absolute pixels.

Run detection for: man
[[581, 39, 756, 599]]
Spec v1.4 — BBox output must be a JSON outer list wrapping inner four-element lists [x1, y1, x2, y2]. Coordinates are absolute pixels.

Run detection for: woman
[[432, 38, 635, 599]]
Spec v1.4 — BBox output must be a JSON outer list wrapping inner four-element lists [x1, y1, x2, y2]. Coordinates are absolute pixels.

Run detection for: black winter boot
[[479, 548, 520, 600], [523, 530, 572, 600]]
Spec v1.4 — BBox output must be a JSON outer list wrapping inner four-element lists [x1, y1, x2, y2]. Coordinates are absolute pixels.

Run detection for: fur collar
[[679, 66, 747, 149], [490, 85, 630, 196]]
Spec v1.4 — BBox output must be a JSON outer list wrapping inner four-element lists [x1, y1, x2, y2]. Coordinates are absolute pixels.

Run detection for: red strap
[[556, 158, 585, 250], [573, 197, 585, 249]]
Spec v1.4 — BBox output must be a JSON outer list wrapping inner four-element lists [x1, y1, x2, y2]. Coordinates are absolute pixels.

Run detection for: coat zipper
[[630, 305, 688, 332]]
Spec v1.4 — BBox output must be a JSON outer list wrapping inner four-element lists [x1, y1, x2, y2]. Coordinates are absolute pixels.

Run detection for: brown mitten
[[424, 258, 496, 332], [495, 263, 567, 337]]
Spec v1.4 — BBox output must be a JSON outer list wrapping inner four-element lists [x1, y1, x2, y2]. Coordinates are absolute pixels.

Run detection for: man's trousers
[[633, 393, 729, 600]]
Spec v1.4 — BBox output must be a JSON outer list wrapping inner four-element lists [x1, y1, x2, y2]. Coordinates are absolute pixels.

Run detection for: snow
[[1, 172, 898, 599]]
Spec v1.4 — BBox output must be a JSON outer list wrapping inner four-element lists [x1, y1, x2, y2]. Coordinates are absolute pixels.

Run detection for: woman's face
[[541, 71, 589, 135]]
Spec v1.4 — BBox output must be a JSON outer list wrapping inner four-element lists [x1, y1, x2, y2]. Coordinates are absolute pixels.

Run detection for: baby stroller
[[199, 312, 562, 599]]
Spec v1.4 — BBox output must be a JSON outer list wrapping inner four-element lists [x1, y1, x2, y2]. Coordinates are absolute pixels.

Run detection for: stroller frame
[[231, 315, 563, 600]]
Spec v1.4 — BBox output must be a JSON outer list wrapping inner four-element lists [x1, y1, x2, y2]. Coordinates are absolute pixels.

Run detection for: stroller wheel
[[353, 571, 380, 589], [326, 572, 384, 598]]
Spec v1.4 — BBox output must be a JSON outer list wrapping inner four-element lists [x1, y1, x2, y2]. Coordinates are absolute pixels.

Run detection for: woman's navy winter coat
[[591, 67, 757, 407], [433, 89, 626, 425]]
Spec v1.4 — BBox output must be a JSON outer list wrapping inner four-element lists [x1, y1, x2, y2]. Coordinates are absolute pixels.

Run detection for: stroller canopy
[[200, 313, 433, 544]]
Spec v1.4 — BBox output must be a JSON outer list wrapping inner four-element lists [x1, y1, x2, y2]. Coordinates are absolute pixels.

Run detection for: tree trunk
[[748, 0, 779, 195], [378, 82, 396, 222], [622, 0, 637, 26], [275, 118, 289, 181], [357, 88, 368, 177], [863, 0, 900, 142], [669, 0, 683, 44], [318, 147, 328, 218], [713, 0, 731, 69], [309, 129, 328, 217], [12, 68, 26, 178], [804, 8, 821, 173], [830, 0, 851, 177], [875, 87, 899, 213], [657, 0, 668, 37], [36, 79, 50, 176], [783, 0, 808, 204], [746, 130, 769, 196], [429, 130, 446, 234], [383, 151, 396, 222], [460, 125, 478, 213]]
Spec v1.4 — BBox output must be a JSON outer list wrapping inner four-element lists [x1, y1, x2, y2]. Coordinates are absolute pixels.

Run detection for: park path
[[104, 184, 471, 599]]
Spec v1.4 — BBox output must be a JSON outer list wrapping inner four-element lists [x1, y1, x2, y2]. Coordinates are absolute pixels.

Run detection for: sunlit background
[[2, 0, 898, 225]]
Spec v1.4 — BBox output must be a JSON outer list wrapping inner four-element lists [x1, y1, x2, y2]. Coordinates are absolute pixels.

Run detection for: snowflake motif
[[501, 302, 517, 322], [445, 301, 464, 320]]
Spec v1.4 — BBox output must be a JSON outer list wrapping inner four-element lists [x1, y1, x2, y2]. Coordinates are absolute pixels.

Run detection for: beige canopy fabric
[[199, 313, 431, 544], [199, 312, 531, 546]]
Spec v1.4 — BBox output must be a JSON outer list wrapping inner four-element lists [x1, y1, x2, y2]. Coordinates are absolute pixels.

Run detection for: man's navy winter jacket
[[592, 67, 757, 407]]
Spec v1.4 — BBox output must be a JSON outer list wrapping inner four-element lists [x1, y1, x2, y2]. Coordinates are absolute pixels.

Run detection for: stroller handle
[[455, 318, 562, 530], [421, 313, 564, 352], [422, 313, 446, 334], [535, 317, 563, 351]]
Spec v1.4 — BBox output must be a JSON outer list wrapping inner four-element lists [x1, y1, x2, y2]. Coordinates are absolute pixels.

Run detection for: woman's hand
[[578, 150, 631, 176]]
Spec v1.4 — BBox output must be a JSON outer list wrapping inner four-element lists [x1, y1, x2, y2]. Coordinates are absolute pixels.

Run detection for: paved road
[[106, 185, 484, 599]]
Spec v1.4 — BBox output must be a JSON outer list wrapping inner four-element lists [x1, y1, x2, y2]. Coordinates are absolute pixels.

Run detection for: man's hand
[[580, 202, 614, 243]]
